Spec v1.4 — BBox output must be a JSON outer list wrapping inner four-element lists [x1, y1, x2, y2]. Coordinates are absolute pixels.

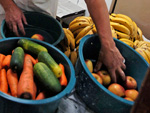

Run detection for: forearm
[[0, 0, 16, 12], [85, 0, 115, 47]]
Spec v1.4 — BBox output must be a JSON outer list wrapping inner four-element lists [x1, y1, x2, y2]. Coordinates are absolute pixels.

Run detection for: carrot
[[0, 69, 8, 94], [59, 63, 68, 86], [26, 54, 37, 65], [0, 54, 5, 70], [12, 50, 14, 54], [7, 68, 18, 97], [2, 55, 11, 69], [17, 54, 37, 100], [36, 58, 38, 63], [36, 91, 47, 100]]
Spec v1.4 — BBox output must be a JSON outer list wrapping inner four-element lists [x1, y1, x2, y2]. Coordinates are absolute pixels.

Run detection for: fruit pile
[[0, 39, 68, 100], [109, 13, 150, 64], [85, 59, 139, 101], [57, 13, 149, 66], [56, 16, 96, 66]]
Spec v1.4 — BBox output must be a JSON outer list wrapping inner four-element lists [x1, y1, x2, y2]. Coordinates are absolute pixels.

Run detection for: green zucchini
[[18, 39, 48, 55], [38, 51, 62, 78], [33, 62, 61, 93], [10, 47, 24, 72]]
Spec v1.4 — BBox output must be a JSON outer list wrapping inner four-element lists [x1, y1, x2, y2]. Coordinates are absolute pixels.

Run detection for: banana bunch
[[133, 40, 150, 64], [75, 25, 94, 45], [57, 28, 78, 67], [119, 38, 134, 48], [135, 48, 150, 64], [109, 13, 144, 41], [68, 16, 94, 46], [69, 16, 93, 35], [111, 26, 117, 39]]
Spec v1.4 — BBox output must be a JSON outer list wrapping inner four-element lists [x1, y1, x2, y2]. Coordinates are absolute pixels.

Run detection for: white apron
[[0, 0, 58, 18], [110, 0, 150, 40]]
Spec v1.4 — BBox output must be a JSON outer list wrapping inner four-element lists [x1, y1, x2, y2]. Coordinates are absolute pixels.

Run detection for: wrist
[[1, 0, 16, 12], [100, 35, 116, 49]]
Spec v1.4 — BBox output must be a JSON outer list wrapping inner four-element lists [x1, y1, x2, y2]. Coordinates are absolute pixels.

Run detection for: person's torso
[[0, 0, 58, 18]]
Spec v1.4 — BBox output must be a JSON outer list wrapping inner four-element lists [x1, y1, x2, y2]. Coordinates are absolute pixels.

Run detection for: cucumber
[[10, 47, 24, 72], [38, 51, 62, 78], [18, 39, 48, 55], [33, 62, 61, 93]]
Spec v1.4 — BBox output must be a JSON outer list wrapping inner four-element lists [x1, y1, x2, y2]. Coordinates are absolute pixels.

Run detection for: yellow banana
[[137, 41, 148, 48], [76, 29, 93, 45], [63, 28, 71, 46], [110, 21, 130, 35], [131, 21, 138, 41], [143, 49, 150, 63], [119, 38, 134, 48], [135, 48, 149, 63], [65, 28, 74, 38], [70, 50, 78, 66], [70, 38, 75, 50], [65, 28, 76, 50], [87, 16, 94, 24], [110, 26, 117, 39], [64, 47, 71, 58], [133, 40, 140, 49], [92, 24, 97, 34], [109, 15, 134, 35], [72, 28, 84, 37], [137, 27, 143, 41], [63, 28, 75, 50], [115, 30, 130, 39], [69, 16, 90, 27], [69, 21, 90, 32], [111, 13, 133, 23], [140, 45, 150, 52], [75, 25, 93, 41]]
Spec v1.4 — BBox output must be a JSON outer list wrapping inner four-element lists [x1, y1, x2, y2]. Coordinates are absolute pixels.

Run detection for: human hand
[[5, 4, 27, 36], [94, 44, 126, 83]]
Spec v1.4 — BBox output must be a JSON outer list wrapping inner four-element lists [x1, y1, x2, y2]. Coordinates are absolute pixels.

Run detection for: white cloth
[[0, 0, 58, 18]]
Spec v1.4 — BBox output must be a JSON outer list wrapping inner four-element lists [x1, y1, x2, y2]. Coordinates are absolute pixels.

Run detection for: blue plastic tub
[[0, 37, 76, 113], [75, 34, 149, 113], [1, 11, 64, 46]]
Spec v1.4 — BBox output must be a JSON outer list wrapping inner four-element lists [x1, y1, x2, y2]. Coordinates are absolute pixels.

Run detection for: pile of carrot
[[0, 47, 68, 100]]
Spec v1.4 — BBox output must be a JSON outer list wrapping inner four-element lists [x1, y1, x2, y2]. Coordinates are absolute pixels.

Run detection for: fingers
[[7, 19, 26, 37], [116, 68, 126, 81], [94, 61, 102, 72], [109, 69, 117, 83], [18, 20, 25, 36], [22, 14, 28, 25], [12, 22, 20, 37]]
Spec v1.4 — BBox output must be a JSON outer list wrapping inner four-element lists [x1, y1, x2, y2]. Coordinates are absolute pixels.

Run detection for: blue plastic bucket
[[75, 34, 149, 113], [0, 11, 64, 46], [0, 37, 76, 113]]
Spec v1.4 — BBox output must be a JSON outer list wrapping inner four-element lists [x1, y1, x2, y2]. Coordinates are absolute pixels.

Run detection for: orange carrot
[[0, 54, 5, 70], [36, 58, 38, 63], [7, 68, 18, 97], [59, 63, 68, 86], [36, 91, 47, 100], [0, 69, 8, 94], [26, 54, 37, 65], [12, 50, 14, 54], [2, 55, 11, 69], [17, 54, 37, 100]]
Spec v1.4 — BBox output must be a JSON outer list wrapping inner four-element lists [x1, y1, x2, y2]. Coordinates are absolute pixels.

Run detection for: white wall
[[68, 0, 112, 16]]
